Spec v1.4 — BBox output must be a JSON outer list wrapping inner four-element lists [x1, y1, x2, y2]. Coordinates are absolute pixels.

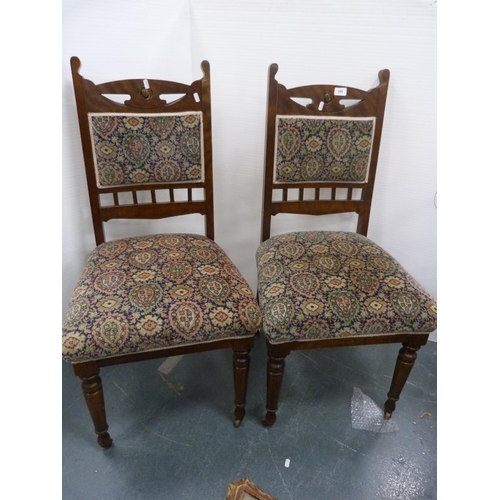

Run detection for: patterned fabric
[[89, 112, 204, 187], [274, 116, 375, 183], [256, 231, 437, 344], [62, 234, 261, 363]]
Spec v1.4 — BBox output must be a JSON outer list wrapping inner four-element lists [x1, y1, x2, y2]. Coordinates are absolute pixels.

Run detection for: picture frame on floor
[[225, 478, 277, 500]]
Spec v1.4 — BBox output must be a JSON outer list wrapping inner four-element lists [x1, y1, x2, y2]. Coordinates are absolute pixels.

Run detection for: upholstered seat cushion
[[63, 234, 262, 363], [256, 231, 437, 344]]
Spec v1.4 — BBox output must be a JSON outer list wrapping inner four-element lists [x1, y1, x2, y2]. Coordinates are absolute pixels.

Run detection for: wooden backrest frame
[[261, 64, 390, 242], [70, 57, 214, 246]]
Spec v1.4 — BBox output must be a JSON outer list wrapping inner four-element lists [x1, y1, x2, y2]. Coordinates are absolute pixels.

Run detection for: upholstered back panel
[[89, 112, 204, 188], [274, 116, 375, 183]]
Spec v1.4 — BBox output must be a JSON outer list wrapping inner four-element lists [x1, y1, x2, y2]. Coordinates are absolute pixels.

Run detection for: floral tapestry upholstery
[[274, 116, 375, 183], [89, 112, 204, 188], [62, 234, 262, 363], [256, 231, 437, 344]]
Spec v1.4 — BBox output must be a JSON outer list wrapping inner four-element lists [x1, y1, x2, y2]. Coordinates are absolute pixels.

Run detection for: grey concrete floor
[[62, 333, 437, 500]]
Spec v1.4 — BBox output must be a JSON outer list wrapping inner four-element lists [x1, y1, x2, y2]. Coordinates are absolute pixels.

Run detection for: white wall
[[62, 0, 437, 338]]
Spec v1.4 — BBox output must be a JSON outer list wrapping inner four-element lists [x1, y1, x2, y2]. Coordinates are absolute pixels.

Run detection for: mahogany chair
[[62, 58, 261, 448], [256, 64, 437, 427]]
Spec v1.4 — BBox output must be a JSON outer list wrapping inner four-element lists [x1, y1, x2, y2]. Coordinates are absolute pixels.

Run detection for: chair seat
[[63, 234, 262, 363], [256, 231, 437, 344]]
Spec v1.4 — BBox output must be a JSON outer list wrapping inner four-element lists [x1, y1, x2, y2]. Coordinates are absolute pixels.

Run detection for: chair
[[256, 64, 437, 427], [62, 57, 262, 448]]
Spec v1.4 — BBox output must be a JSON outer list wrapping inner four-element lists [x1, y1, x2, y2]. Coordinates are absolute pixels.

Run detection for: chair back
[[261, 64, 390, 241], [71, 57, 214, 245]]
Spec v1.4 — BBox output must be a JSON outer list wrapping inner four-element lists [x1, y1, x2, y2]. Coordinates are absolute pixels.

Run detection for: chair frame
[[260, 64, 429, 427], [69, 57, 253, 447]]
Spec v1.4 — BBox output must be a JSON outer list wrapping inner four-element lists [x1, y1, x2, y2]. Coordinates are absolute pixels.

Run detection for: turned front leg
[[233, 348, 251, 427], [74, 362, 112, 448], [384, 343, 421, 420], [262, 343, 289, 427]]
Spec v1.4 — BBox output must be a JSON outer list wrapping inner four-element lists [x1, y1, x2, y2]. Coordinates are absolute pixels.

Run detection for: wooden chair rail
[[98, 182, 205, 194], [101, 200, 207, 221], [272, 180, 368, 190], [72, 337, 255, 371], [267, 332, 429, 357], [270, 199, 363, 217]]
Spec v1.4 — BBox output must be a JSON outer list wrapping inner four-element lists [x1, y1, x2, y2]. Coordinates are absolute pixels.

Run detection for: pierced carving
[[159, 93, 187, 104]]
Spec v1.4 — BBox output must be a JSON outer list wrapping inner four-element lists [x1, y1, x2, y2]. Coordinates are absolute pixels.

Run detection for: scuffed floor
[[62, 333, 437, 499]]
